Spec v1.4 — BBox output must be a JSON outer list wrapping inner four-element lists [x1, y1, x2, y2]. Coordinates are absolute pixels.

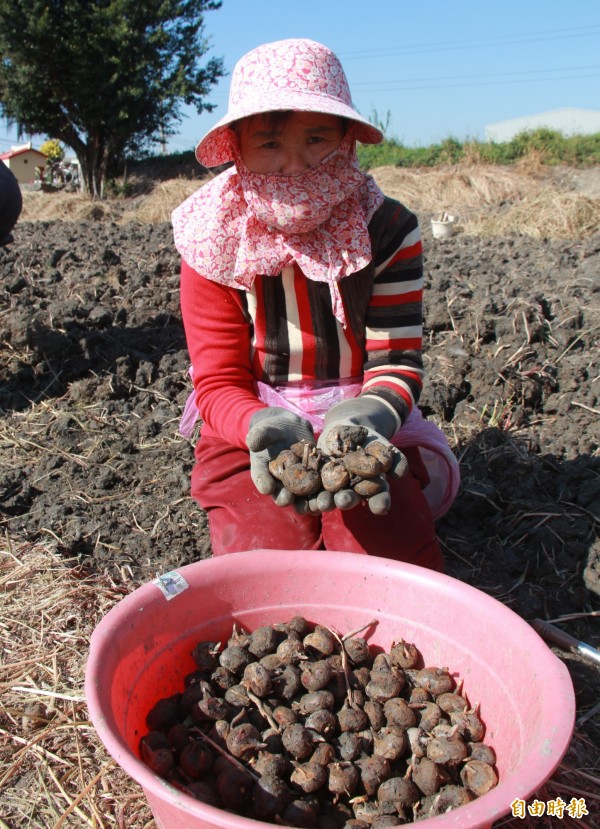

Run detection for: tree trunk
[[78, 149, 107, 199], [58, 129, 109, 199], [85, 162, 104, 199]]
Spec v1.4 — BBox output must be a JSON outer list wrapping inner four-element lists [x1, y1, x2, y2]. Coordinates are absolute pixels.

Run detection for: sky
[[1, 0, 599, 156]]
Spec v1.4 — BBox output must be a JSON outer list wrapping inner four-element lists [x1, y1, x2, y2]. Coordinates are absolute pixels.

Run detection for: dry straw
[[20, 176, 207, 226], [1, 539, 597, 828], [0, 540, 154, 828], [370, 163, 600, 239], [370, 163, 540, 214], [466, 190, 600, 240], [130, 178, 203, 224]]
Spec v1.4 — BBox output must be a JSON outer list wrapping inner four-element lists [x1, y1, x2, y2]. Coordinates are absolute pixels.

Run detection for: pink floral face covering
[[235, 131, 366, 234], [172, 127, 384, 326]]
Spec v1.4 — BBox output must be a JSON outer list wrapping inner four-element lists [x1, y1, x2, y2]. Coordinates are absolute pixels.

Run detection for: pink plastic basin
[[85, 550, 575, 829]]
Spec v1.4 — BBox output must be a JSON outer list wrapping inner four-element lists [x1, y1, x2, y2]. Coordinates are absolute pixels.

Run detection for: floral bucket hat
[[195, 38, 383, 168]]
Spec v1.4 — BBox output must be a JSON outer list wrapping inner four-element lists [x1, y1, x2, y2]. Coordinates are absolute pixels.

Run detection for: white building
[[485, 108, 600, 143], [1, 142, 48, 183]]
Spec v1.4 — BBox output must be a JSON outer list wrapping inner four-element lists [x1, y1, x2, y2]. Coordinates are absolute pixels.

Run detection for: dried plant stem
[[44, 761, 97, 827], [341, 620, 379, 642], [559, 767, 600, 788], [247, 691, 280, 732], [52, 760, 116, 828], [10, 686, 85, 702], [576, 698, 600, 726], [548, 611, 600, 622], [556, 325, 600, 365], [323, 620, 377, 707], [549, 780, 600, 802], [191, 727, 260, 781], [0, 727, 67, 781], [571, 401, 600, 415], [322, 625, 353, 706]]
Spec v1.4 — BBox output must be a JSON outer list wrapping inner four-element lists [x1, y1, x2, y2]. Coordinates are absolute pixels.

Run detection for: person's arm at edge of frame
[[179, 258, 268, 449], [360, 200, 425, 426]]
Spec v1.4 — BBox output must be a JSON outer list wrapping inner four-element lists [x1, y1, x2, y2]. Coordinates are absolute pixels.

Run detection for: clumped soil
[[1, 213, 599, 744]]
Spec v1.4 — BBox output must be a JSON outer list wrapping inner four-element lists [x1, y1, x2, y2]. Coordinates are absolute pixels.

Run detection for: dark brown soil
[[1, 216, 599, 790]]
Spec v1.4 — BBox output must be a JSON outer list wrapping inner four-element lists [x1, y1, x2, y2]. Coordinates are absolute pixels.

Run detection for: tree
[[39, 138, 65, 185], [0, 0, 224, 198], [40, 139, 65, 166]]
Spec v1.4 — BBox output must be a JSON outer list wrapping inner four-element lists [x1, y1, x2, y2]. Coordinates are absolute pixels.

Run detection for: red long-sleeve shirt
[[180, 196, 425, 449]]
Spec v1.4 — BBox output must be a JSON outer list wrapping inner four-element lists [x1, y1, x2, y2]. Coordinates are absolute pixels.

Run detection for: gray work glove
[[316, 396, 409, 515], [246, 407, 316, 508]]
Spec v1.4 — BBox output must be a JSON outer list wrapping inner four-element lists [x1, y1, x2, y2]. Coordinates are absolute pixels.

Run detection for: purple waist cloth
[[179, 374, 460, 520]]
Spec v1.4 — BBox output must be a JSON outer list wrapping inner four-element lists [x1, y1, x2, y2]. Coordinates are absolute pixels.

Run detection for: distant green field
[[355, 128, 600, 170]]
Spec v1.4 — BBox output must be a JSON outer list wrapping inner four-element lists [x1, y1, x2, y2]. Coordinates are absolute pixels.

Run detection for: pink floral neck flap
[[171, 131, 384, 326]]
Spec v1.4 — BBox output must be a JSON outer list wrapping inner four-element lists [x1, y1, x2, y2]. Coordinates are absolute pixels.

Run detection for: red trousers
[[191, 436, 443, 571]]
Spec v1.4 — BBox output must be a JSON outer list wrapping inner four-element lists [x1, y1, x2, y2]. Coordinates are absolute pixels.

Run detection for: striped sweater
[[179, 196, 424, 449]]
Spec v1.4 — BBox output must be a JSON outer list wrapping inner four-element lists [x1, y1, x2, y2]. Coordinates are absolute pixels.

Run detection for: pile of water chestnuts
[[269, 425, 397, 502], [140, 617, 498, 826]]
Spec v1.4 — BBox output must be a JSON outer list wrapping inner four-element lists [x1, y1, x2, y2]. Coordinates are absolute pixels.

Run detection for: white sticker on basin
[[153, 571, 189, 600]]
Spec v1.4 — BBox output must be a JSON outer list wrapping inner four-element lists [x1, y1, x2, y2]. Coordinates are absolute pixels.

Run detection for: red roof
[[0, 146, 48, 161]]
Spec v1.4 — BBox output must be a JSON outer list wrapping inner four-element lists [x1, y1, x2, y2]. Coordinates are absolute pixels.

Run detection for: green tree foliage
[[0, 0, 224, 197]]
